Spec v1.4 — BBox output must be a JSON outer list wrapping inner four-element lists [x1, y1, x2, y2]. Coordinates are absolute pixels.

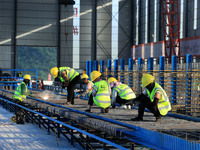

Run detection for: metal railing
[[0, 69, 38, 89]]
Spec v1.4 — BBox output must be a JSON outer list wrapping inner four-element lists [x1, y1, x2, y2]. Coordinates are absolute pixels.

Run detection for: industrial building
[[1, 0, 200, 71], [0, 0, 200, 149]]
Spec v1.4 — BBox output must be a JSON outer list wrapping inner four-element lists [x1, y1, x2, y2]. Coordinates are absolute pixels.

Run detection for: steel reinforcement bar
[[0, 96, 130, 150], [0, 89, 200, 150]]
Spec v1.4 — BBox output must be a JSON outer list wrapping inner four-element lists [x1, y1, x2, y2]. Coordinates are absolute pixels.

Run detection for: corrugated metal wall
[[0, 0, 200, 70], [0, 0, 14, 69]]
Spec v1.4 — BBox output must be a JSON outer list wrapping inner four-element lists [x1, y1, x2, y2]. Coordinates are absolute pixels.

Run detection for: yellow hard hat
[[90, 71, 102, 81], [50, 67, 59, 78], [108, 77, 117, 84], [142, 74, 155, 87], [81, 74, 89, 79], [23, 74, 31, 80]]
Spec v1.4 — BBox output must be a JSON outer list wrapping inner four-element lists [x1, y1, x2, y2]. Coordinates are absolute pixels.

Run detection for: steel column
[[91, 0, 97, 61], [159, 56, 165, 88], [114, 59, 118, 80], [185, 54, 192, 115], [129, 58, 133, 88], [94, 60, 98, 71], [120, 59, 125, 83], [107, 59, 112, 79], [148, 57, 153, 74], [171, 55, 177, 104]]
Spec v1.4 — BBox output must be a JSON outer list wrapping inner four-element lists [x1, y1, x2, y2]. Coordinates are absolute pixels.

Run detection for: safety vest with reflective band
[[87, 80, 94, 96], [13, 82, 28, 102], [93, 80, 111, 108], [59, 67, 79, 82], [113, 84, 136, 100], [146, 82, 171, 115]]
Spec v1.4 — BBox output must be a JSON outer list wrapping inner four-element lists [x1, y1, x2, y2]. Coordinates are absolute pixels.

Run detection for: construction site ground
[[43, 93, 200, 132]]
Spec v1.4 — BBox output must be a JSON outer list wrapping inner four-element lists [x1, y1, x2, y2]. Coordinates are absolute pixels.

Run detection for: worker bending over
[[132, 74, 171, 122], [78, 74, 94, 98], [85, 71, 111, 113], [51, 67, 80, 105], [108, 77, 136, 109], [13, 74, 34, 124]]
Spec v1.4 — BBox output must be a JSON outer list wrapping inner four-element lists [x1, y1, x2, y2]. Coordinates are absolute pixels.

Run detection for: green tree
[[17, 46, 57, 80]]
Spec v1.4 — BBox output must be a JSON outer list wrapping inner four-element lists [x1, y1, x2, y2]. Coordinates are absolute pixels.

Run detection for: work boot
[[66, 102, 70, 105], [101, 108, 105, 113], [131, 116, 143, 121], [16, 120, 24, 124], [105, 107, 109, 113], [85, 109, 91, 113], [127, 105, 132, 109], [156, 117, 161, 122], [119, 105, 127, 109]]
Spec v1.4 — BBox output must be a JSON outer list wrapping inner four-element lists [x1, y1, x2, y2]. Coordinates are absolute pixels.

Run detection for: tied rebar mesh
[[87, 55, 200, 117]]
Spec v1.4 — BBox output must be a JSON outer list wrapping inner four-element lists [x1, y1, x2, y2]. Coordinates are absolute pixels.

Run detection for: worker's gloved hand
[[152, 97, 159, 106], [64, 80, 69, 86]]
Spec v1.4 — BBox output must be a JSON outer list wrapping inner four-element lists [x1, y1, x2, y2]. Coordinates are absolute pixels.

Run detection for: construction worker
[[85, 71, 111, 113], [108, 77, 136, 109], [131, 74, 171, 122], [13, 74, 33, 124], [50, 67, 80, 105], [77, 74, 94, 98]]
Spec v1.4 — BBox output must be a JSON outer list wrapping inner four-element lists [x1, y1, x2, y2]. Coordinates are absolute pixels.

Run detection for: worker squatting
[[13, 67, 171, 124]]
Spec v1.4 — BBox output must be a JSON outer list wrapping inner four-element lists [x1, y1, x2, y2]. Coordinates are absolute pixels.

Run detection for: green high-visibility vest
[[113, 84, 136, 100], [146, 82, 171, 115], [13, 82, 28, 102], [93, 80, 111, 108], [58, 67, 79, 82]]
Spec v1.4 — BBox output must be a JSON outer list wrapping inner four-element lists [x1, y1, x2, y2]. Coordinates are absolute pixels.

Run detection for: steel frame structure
[[0, 96, 135, 150], [161, 0, 180, 61], [1, 89, 200, 149]]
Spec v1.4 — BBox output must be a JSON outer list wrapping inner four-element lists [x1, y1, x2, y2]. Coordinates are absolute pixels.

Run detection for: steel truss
[[161, 0, 180, 61]]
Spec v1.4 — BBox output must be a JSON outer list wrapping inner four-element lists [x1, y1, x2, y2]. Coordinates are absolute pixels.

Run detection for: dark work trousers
[[88, 94, 94, 106], [14, 99, 25, 123], [67, 75, 80, 104], [137, 96, 161, 119], [116, 95, 134, 106]]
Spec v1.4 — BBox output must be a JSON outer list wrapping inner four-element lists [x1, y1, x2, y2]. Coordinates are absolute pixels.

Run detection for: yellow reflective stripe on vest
[[115, 86, 129, 93], [67, 68, 72, 79], [120, 92, 134, 98], [114, 85, 134, 99], [14, 93, 25, 99], [93, 85, 98, 91], [115, 87, 130, 96], [96, 93, 110, 97]]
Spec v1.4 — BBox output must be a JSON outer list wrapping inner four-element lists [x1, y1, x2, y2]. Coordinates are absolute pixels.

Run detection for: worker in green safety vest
[[108, 77, 136, 109], [77, 74, 94, 98], [85, 71, 111, 113], [13, 74, 34, 124], [131, 74, 171, 122], [50, 67, 80, 105]]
